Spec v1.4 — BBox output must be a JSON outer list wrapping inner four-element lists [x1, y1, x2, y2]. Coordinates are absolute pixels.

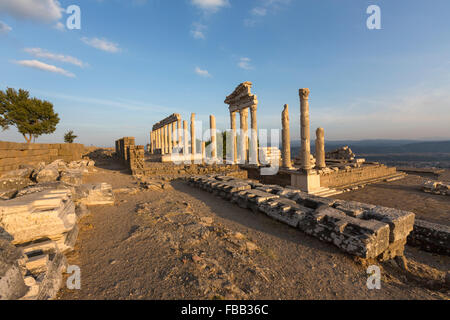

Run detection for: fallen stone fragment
[[75, 183, 114, 206], [0, 189, 76, 245], [0, 239, 28, 300], [59, 169, 83, 186]]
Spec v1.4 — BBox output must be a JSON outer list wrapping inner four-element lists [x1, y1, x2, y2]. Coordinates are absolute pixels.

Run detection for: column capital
[[299, 88, 310, 100], [250, 105, 257, 112]]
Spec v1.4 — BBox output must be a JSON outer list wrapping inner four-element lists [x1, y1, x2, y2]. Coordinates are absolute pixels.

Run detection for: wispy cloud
[[0, 20, 12, 34], [0, 0, 63, 23], [81, 37, 121, 53], [195, 66, 212, 77], [245, 0, 290, 26], [238, 57, 253, 70], [190, 22, 207, 40], [24, 48, 87, 68], [14, 60, 76, 78], [190, 0, 229, 13]]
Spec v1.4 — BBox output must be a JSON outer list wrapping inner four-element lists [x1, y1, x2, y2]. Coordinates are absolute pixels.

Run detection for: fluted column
[[183, 120, 189, 157], [282, 104, 292, 168], [239, 109, 249, 163], [249, 105, 258, 165], [164, 125, 169, 154], [230, 111, 237, 164], [315, 127, 326, 169], [177, 119, 182, 147], [210, 115, 217, 159], [168, 123, 173, 154], [190, 113, 196, 156], [299, 88, 312, 170]]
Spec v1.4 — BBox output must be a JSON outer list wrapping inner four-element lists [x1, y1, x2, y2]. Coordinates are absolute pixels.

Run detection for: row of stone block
[[407, 219, 450, 256], [187, 175, 416, 260]]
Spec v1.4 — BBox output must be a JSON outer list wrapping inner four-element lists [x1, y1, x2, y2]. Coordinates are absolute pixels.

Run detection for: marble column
[[168, 123, 173, 154], [177, 119, 182, 147], [164, 125, 169, 155], [299, 88, 312, 170], [282, 104, 292, 168], [161, 127, 166, 155], [239, 109, 249, 163], [315, 127, 326, 169], [190, 113, 196, 156], [230, 111, 237, 164], [249, 105, 258, 165], [210, 115, 217, 159], [183, 120, 189, 157], [152, 131, 155, 154], [201, 141, 206, 161]]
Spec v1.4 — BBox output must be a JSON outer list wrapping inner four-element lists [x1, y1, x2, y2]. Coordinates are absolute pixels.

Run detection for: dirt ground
[[58, 159, 449, 300]]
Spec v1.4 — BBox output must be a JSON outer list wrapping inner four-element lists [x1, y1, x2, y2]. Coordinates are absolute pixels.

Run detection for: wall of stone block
[[320, 164, 397, 188], [0, 141, 85, 174]]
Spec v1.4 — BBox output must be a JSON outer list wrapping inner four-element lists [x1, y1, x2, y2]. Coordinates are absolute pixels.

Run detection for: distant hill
[[290, 140, 450, 154]]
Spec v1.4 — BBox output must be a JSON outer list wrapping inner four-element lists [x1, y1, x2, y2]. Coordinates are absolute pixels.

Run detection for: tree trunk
[[23, 134, 32, 144]]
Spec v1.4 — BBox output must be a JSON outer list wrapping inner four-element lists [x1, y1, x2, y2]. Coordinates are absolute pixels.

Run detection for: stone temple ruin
[[133, 82, 405, 197]]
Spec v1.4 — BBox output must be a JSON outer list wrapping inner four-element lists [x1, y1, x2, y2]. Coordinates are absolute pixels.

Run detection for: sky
[[0, 0, 450, 147]]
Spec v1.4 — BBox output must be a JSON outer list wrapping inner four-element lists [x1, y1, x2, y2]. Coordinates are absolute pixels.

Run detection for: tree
[[0, 88, 60, 143], [64, 130, 78, 143]]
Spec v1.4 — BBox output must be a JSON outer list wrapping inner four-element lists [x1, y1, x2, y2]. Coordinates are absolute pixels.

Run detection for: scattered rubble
[[326, 146, 355, 161], [422, 181, 449, 196]]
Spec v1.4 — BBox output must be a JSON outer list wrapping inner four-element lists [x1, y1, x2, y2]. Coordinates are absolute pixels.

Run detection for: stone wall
[[320, 164, 397, 189], [408, 219, 450, 256], [0, 141, 85, 174], [115, 137, 145, 175]]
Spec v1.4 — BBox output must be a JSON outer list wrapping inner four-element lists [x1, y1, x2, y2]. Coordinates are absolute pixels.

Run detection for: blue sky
[[1, 0, 449, 147]]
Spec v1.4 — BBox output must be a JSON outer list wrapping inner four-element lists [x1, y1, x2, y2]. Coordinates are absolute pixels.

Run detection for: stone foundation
[[408, 219, 450, 256], [187, 175, 415, 260]]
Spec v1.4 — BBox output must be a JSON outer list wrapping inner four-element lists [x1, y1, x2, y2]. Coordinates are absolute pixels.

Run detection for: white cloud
[[246, 0, 290, 26], [251, 7, 267, 16], [238, 57, 253, 70], [81, 37, 121, 53], [24, 48, 87, 68], [0, 20, 12, 34], [14, 59, 76, 78], [195, 67, 212, 77], [190, 22, 206, 39], [191, 0, 229, 13], [54, 21, 65, 31], [0, 0, 63, 23]]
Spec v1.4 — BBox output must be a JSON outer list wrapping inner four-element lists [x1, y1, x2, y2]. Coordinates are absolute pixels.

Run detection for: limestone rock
[[33, 160, 67, 183], [75, 183, 114, 206], [59, 169, 83, 186], [0, 189, 76, 245], [0, 239, 28, 300]]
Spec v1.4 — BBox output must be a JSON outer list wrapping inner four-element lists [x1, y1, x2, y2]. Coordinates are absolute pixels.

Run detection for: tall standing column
[[164, 125, 169, 155], [230, 111, 237, 164], [158, 128, 161, 152], [210, 115, 217, 159], [183, 120, 189, 157], [160, 127, 165, 155], [190, 113, 196, 156], [177, 119, 182, 147], [299, 88, 312, 170], [315, 127, 326, 169], [151, 131, 155, 154], [282, 104, 292, 168], [250, 105, 258, 165], [168, 123, 173, 154], [239, 109, 249, 163], [201, 141, 206, 161]]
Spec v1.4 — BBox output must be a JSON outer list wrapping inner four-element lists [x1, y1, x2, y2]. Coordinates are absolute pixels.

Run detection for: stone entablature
[[225, 82, 259, 165]]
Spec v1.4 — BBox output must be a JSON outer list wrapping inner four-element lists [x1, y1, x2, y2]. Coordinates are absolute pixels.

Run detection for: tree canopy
[[64, 130, 78, 143], [0, 88, 60, 143]]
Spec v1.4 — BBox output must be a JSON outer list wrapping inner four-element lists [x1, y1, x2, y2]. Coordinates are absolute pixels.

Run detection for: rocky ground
[[57, 155, 449, 300]]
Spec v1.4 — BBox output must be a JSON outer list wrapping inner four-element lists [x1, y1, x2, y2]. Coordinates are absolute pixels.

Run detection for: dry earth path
[[58, 162, 449, 300]]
